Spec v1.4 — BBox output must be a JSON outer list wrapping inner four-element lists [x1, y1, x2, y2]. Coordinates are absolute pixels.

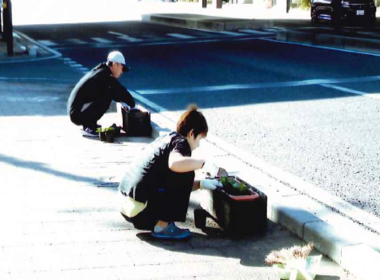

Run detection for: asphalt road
[[13, 21, 380, 220]]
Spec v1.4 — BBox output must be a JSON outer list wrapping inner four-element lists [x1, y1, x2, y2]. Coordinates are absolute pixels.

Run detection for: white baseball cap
[[107, 51, 130, 72]]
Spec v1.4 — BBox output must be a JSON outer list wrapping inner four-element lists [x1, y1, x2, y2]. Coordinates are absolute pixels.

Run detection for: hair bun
[[187, 104, 198, 111]]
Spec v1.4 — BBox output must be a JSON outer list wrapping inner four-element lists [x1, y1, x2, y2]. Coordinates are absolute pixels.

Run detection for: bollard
[[3, 0, 13, 56], [0, 0, 3, 36], [332, 0, 342, 32]]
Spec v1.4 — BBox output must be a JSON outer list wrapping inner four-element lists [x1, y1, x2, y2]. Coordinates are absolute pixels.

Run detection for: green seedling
[[103, 127, 115, 132], [221, 177, 250, 196]]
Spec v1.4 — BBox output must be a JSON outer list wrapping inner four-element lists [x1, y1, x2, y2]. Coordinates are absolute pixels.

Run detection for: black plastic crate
[[121, 107, 152, 137], [195, 176, 267, 237]]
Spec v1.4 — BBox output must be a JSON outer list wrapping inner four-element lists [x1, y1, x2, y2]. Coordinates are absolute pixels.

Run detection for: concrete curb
[[138, 99, 380, 280], [0, 31, 62, 64], [16, 31, 62, 58], [142, 14, 273, 31], [277, 30, 380, 55]]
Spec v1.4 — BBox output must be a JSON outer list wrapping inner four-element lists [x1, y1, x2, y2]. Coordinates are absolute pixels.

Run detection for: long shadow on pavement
[[0, 153, 97, 184]]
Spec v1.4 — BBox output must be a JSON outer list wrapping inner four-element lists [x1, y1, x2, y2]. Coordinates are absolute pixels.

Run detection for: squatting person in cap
[[67, 51, 135, 137], [118, 105, 227, 240]]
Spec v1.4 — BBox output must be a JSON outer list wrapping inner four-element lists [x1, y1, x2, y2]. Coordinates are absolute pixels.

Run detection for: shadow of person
[[135, 227, 270, 268], [315, 275, 340, 280], [114, 134, 155, 144]]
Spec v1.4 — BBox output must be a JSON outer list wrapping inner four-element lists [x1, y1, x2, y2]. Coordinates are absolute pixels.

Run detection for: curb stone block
[[276, 30, 288, 41], [288, 31, 315, 44], [304, 221, 360, 265], [341, 244, 380, 280], [276, 30, 380, 55], [343, 37, 380, 54], [271, 200, 322, 238], [316, 34, 344, 48]]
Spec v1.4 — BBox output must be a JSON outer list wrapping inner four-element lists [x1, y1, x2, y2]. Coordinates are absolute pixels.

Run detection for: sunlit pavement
[[2, 2, 380, 279], [12, 0, 311, 26], [0, 80, 359, 280]]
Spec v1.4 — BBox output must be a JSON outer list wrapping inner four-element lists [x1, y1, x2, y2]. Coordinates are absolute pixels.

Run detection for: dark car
[[311, 0, 377, 26]]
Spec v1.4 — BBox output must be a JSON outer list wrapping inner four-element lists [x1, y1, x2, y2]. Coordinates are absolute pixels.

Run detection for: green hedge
[[298, 0, 311, 9]]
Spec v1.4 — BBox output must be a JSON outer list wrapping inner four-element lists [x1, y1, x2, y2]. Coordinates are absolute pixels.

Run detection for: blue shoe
[[151, 223, 191, 240], [82, 124, 101, 137], [82, 126, 98, 137]]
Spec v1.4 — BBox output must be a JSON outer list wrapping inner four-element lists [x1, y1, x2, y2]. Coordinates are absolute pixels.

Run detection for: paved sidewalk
[[0, 80, 359, 280], [1, 2, 380, 279]]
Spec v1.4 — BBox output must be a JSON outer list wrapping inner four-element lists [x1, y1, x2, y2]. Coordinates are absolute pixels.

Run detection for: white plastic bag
[[274, 255, 322, 280]]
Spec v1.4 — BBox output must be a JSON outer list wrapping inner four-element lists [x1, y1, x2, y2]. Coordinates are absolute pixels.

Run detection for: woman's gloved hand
[[203, 161, 228, 178], [200, 179, 223, 190]]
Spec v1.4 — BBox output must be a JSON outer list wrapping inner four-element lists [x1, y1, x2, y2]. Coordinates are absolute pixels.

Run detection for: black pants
[[121, 183, 193, 231], [70, 98, 111, 127]]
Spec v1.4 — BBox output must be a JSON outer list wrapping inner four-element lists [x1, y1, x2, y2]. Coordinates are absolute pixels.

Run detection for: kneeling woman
[[118, 105, 224, 240]]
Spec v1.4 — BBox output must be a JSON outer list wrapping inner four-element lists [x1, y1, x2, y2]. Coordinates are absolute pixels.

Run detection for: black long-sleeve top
[[67, 63, 135, 116]]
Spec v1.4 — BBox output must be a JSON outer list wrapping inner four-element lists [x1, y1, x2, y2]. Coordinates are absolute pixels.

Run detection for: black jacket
[[67, 63, 135, 116], [119, 132, 195, 203]]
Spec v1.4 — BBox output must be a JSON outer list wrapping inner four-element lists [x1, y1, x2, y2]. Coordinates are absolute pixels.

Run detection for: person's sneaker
[[82, 126, 98, 137], [151, 222, 191, 240]]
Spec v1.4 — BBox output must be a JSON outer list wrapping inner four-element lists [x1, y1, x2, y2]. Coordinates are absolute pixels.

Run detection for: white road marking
[[357, 31, 380, 38], [217, 31, 245, 36], [238, 29, 274, 35], [79, 68, 89, 72], [38, 40, 57, 46], [108, 31, 142, 42], [70, 64, 84, 68], [108, 31, 126, 36], [54, 37, 260, 50], [66, 39, 87, 44], [262, 38, 380, 58], [321, 84, 380, 100], [117, 36, 142, 42], [129, 90, 167, 113], [167, 33, 195, 39], [137, 75, 380, 95], [264, 28, 286, 32], [91, 37, 114, 44], [0, 77, 72, 82], [0, 96, 60, 102]]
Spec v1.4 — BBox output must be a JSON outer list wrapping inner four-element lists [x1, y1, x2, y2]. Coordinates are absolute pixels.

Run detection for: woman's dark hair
[[176, 104, 208, 138]]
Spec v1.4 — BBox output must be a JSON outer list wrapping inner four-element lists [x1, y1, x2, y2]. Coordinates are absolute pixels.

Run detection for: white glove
[[203, 161, 220, 178], [200, 179, 223, 191], [121, 102, 130, 110]]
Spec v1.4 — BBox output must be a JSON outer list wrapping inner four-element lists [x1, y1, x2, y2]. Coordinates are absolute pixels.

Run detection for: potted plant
[[220, 176, 251, 196], [195, 176, 267, 236], [104, 127, 116, 143], [97, 127, 106, 142], [110, 123, 121, 137]]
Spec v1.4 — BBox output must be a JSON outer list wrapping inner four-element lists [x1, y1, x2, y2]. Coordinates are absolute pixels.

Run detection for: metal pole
[[3, 0, 13, 56], [0, 0, 3, 36], [333, 0, 342, 32]]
